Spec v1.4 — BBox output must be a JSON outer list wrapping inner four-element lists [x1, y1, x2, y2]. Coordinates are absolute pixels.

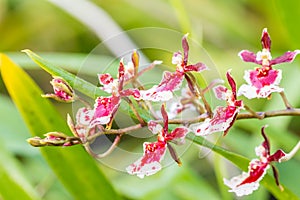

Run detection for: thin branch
[[122, 97, 146, 126], [84, 134, 121, 159], [279, 91, 293, 109], [87, 123, 143, 142], [84, 108, 300, 143], [244, 105, 264, 119], [237, 108, 300, 119]]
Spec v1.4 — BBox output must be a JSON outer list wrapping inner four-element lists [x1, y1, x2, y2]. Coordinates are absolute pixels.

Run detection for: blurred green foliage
[[1, 0, 300, 199]]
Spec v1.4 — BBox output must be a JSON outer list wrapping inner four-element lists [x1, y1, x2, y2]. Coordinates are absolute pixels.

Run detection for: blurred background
[[1, 0, 300, 199]]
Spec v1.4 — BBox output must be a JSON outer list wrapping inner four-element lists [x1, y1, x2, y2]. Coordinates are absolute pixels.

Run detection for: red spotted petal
[[240, 160, 269, 186], [118, 60, 125, 91], [76, 107, 94, 126], [190, 106, 240, 136], [238, 68, 284, 99], [165, 127, 189, 144], [224, 160, 269, 196], [148, 121, 163, 134], [184, 62, 208, 72], [172, 52, 183, 65], [98, 73, 114, 86], [140, 71, 184, 102], [120, 88, 140, 99], [213, 85, 228, 101], [90, 95, 120, 126], [248, 68, 281, 89], [126, 141, 166, 178]]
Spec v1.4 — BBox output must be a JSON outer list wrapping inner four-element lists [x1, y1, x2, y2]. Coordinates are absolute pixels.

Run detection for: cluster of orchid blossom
[[27, 28, 300, 197]]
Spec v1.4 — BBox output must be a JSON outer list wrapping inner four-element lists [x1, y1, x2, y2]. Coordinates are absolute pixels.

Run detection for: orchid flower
[[224, 126, 300, 196], [190, 71, 243, 136], [238, 28, 300, 99], [90, 59, 140, 127], [140, 34, 208, 102], [126, 105, 189, 178]]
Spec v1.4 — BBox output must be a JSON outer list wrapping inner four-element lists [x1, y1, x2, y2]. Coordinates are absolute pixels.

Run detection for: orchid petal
[[190, 106, 240, 136], [126, 141, 166, 178], [238, 69, 283, 99], [140, 71, 184, 102], [148, 121, 163, 134], [226, 71, 237, 97], [90, 96, 120, 127], [182, 34, 189, 65], [224, 172, 261, 197], [98, 73, 116, 93], [165, 127, 189, 144], [238, 50, 261, 64], [261, 28, 271, 50], [172, 52, 183, 65], [270, 50, 300, 65], [213, 85, 228, 100], [120, 88, 140, 99], [184, 62, 208, 72], [76, 107, 94, 126], [269, 150, 286, 162]]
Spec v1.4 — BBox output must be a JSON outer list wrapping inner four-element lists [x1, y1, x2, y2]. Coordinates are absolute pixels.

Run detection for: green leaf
[[186, 133, 299, 199], [0, 54, 120, 200], [22, 49, 108, 99], [0, 144, 40, 200]]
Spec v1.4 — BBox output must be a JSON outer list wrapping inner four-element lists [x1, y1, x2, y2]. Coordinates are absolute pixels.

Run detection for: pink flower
[[224, 126, 287, 196], [67, 107, 99, 143], [140, 34, 207, 102], [42, 76, 75, 102], [190, 71, 243, 136], [126, 105, 189, 178], [91, 60, 140, 126], [238, 28, 300, 99]]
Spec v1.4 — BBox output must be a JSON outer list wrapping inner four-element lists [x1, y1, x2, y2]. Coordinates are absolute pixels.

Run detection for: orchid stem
[[84, 134, 121, 159], [244, 105, 264, 119], [123, 97, 146, 126], [279, 91, 292, 109]]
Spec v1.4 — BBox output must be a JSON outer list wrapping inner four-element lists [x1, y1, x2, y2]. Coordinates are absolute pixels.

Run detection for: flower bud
[[27, 132, 81, 147], [42, 76, 75, 102]]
